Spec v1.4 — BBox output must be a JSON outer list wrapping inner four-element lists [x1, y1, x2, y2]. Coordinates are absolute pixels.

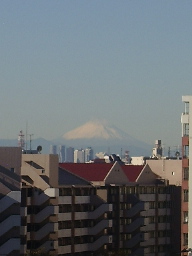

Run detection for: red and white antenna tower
[[18, 130, 25, 150], [125, 150, 130, 163]]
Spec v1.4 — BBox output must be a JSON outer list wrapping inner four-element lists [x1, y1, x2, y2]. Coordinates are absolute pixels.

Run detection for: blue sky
[[0, 1, 192, 150]]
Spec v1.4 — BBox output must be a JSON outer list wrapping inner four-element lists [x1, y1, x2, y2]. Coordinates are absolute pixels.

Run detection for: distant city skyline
[[0, 1, 192, 148]]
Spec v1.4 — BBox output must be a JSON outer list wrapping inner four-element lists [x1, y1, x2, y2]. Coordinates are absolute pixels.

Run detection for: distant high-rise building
[[58, 145, 65, 163], [50, 145, 57, 155], [66, 147, 74, 162], [74, 149, 85, 163], [84, 147, 93, 162], [152, 140, 162, 159]]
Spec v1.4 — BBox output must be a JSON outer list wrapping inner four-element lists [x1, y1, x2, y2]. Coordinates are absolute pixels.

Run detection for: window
[[183, 145, 189, 158], [184, 190, 189, 202], [140, 187, 147, 194], [183, 168, 189, 180], [149, 246, 156, 253], [184, 102, 189, 114], [149, 231, 155, 238], [158, 215, 170, 223], [158, 245, 165, 252], [120, 234, 131, 241], [183, 123, 189, 136], [158, 187, 165, 194], [158, 231, 164, 237], [149, 201, 156, 209], [158, 201, 166, 208], [59, 188, 72, 196], [147, 187, 155, 193], [183, 211, 188, 223], [183, 233, 188, 246], [149, 216, 155, 223]]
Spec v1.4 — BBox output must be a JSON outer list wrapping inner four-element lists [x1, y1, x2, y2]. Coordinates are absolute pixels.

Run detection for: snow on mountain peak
[[63, 120, 123, 140]]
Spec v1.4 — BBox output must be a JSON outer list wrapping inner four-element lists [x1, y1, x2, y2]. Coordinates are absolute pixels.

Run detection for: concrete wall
[[0, 147, 22, 175], [137, 164, 159, 184], [105, 162, 129, 185], [146, 159, 182, 185], [21, 154, 59, 188]]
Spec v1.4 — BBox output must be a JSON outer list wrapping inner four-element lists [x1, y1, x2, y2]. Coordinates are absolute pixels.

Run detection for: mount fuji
[[59, 120, 151, 156]]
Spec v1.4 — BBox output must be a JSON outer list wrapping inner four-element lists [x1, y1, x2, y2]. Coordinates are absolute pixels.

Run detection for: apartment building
[[60, 162, 181, 255], [0, 147, 22, 256], [20, 154, 114, 255], [0, 147, 182, 256], [181, 96, 191, 252]]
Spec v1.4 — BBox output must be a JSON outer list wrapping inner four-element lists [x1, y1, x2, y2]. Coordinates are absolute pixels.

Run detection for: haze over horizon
[[1, 1, 192, 148]]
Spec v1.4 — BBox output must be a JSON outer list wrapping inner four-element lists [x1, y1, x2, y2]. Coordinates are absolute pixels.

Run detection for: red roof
[[59, 163, 113, 182], [121, 165, 144, 182]]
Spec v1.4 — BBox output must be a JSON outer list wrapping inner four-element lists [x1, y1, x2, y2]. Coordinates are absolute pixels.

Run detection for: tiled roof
[[121, 165, 144, 182], [59, 163, 113, 182]]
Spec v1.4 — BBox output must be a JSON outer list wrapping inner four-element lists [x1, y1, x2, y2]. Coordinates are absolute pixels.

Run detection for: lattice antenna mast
[[29, 134, 34, 151], [18, 130, 25, 151]]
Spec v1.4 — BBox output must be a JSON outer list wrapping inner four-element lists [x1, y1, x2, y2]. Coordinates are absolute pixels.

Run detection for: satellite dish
[[37, 145, 42, 153]]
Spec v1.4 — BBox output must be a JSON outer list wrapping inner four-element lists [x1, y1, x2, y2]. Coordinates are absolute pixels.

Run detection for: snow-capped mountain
[[61, 120, 151, 156], [63, 120, 124, 140]]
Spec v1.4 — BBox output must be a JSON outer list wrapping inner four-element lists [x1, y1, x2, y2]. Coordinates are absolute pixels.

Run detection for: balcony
[[75, 243, 88, 253], [140, 237, 155, 247], [141, 208, 155, 217], [35, 222, 58, 240], [75, 196, 90, 204], [58, 245, 71, 254], [58, 196, 72, 204], [58, 212, 71, 221], [140, 223, 155, 232], [123, 201, 148, 218], [34, 205, 57, 223], [58, 203, 112, 222], [40, 240, 58, 252], [181, 113, 189, 124], [122, 218, 146, 233], [139, 194, 155, 201], [33, 191, 50, 205], [75, 227, 88, 236], [89, 219, 112, 235], [158, 208, 171, 215], [158, 223, 170, 229], [88, 204, 112, 219], [157, 194, 170, 201], [58, 228, 71, 237], [124, 233, 143, 248], [88, 235, 112, 251]]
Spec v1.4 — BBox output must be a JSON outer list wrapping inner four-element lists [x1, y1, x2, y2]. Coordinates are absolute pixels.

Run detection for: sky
[[0, 0, 192, 151]]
